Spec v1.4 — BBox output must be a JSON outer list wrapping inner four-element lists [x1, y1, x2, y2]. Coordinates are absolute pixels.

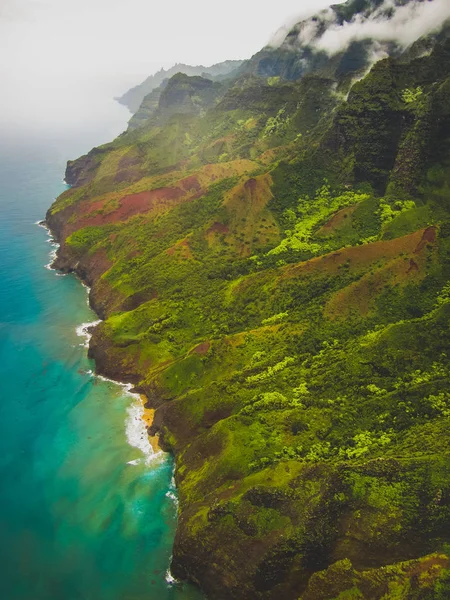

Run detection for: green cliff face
[[47, 25, 450, 600], [128, 73, 228, 131]]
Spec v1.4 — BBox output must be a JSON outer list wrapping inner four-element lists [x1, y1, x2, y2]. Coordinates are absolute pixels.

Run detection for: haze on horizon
[[0, 0, 331, 150]]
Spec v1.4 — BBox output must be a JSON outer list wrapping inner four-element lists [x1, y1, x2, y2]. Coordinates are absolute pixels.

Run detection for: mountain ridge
[[116, 60, 244, 114], [125, 0, 449, 136]]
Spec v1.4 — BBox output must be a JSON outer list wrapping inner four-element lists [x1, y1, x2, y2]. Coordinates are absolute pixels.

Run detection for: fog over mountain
[[0, 0, 331, 150], [271, 0, 450, 54], [2, 0, 447, 153], [315, 0, 450, 54]]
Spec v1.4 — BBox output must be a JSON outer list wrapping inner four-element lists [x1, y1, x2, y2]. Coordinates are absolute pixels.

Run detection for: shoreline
[[43, 201, 203, 595], [38, 217, 182, 591], [39, 219, 163, 464]]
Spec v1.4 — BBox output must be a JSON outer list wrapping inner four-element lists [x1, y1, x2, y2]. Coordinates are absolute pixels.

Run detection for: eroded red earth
[[70, 175, 205, 233]]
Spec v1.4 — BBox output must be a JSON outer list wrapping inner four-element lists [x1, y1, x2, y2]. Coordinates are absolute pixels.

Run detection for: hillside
[[47, 0, 450, 598], [127, 73, 227, 131]]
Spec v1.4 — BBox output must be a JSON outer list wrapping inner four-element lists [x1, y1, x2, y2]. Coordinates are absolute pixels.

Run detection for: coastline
[[39, 218, 163, 464], [40, 214, 192, 594]]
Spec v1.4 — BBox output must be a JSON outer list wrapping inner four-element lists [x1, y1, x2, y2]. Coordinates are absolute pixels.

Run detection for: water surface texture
[[0, 145, 201, 600]]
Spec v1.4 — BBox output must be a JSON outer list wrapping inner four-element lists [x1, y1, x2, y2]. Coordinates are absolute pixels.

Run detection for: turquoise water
[[0, 146, 202, 600]]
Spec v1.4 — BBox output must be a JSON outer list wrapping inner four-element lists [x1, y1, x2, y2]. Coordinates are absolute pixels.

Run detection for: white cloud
[[269, 4, 332, 47], [315, 0, 450, 54]]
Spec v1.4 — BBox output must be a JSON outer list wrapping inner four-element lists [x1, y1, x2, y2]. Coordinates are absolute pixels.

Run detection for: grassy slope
[[47, 39, 450, 599]]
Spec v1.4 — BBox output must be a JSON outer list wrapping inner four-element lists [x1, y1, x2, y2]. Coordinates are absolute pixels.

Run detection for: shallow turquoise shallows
[[0, 144, 202, 600]]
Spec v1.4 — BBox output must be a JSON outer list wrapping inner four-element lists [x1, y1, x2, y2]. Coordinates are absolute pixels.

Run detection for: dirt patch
[[180, 175, 202, 193], [200, 159, 257, 184], [64, 159, 259, 236], [166, 238, 193, 260], [316, 205, 358, 236], [414, 226, 436, 253], [407, 258, 419, 273], [244, 178, 258, 194], [117, 187, 185, 217], [208, 222, 230, 235], [190, 341, 211, 355], [71, 185, 202, 232], [206, 222, 231, 248]]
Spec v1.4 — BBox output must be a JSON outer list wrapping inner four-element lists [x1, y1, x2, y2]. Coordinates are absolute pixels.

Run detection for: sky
[[0, 0, 332, 148]]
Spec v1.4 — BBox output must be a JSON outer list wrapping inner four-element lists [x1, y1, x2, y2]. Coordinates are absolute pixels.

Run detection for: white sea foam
[[94, 374, 164, 466], [95, 373, 137, 392], [125, 394, 160, 466], [81, 281, 92, 306], [35, 220, 60, 271], [165, 490, 178, 506], [45, 247, 58, 270], [165, 475, 179, 506], [165, 565, 178, 586], [76, 320, 102, 347]]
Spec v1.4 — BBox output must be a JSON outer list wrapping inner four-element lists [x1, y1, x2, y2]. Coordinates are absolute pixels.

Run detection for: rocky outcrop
[[65, 147, 106, 187]]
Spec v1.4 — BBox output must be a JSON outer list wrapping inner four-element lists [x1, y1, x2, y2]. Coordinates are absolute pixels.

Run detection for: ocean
[[0, 136, 202, 599]]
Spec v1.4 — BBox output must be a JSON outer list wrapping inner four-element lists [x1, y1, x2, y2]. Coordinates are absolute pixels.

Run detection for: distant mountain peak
[[116, 60, 243, 114]]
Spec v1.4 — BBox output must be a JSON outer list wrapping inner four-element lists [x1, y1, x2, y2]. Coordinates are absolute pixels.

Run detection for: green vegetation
[[47, 32, 450, 600]]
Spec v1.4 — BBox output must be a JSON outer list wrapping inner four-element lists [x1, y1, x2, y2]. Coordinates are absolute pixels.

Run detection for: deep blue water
[[0, 143, 201, 599]]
